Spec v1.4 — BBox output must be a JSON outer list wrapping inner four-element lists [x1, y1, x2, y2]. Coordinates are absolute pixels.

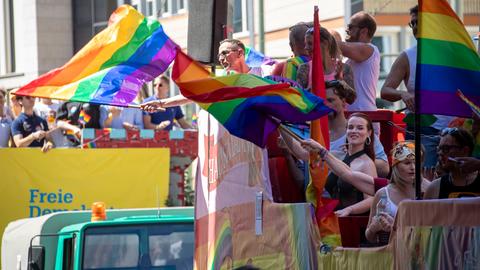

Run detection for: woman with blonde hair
[[301, 140, 429, 245]]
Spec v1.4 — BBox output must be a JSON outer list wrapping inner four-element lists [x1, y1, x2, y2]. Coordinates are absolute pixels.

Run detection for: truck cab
[[2, 207, 194, 270], [54, 215, 194, 270]]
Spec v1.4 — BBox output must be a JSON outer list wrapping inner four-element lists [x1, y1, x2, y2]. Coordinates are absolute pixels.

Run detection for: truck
[[1, 204, 194, 270]]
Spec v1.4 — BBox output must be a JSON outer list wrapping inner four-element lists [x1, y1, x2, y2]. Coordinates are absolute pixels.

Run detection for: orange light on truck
[[91, 202, 106, 221]]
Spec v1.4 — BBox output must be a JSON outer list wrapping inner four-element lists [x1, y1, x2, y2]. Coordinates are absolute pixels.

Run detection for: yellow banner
[[0, 148, 170, 236]]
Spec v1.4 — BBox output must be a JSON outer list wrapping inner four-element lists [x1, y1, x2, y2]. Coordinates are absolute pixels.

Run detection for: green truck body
[[1, 207, 194, 270]]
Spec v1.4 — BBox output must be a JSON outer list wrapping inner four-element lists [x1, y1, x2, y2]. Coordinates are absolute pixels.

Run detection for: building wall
[[0, 0, 72, 90]]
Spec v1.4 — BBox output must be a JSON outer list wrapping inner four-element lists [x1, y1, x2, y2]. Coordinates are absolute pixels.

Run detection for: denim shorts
[[406, 126, 440, 169]]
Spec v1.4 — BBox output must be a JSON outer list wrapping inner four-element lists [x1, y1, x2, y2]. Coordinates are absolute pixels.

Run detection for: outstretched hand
[[300, 139, 325, 154], [140, 100, 166, 113]]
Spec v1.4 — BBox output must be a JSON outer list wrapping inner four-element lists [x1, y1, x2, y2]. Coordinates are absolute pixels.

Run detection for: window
[[176, 0, 186, 13], [73, 0, 119, 52], [233, 0, 249, 33], [62, 237, 75, 270], [149, 231, 194, 267], [93, 0, 117, 33], [351, 0, 364, 16], [1, 0, 16, 74], [146, 0, 154, 17], [158, 0, 171, 17], [83, 234, 140, 269]]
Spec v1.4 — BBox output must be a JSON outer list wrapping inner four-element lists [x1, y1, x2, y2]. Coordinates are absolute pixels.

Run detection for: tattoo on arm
[[296, 64, 309, 90], [343, 64, 355, 90]]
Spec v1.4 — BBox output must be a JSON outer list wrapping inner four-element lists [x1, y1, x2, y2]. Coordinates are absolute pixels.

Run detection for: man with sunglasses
[[142, 39, 269, 112], [338, 12, 379, 116], [424, 128, 480, 199], [11, 95, 53, 151], [143, 75, 191, 131], [381, 5, 454, 180]]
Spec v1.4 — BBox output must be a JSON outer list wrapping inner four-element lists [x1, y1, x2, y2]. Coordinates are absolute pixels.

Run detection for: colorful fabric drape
[[15, 5, 177, 107], [417, 0, 480, 117], [245, 46, 276, 68], [172, 50, 331, 147], [306, 6, 340, 246], [284, 55, 309, 81]]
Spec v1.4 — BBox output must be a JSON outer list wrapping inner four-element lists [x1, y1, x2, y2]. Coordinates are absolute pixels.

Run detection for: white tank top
[[346, 43, 380, 112], [404, 45, 454, 130]]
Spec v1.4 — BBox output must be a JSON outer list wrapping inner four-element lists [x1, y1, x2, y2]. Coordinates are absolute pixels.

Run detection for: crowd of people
[[1, 4, 479, 247], [0, 74, 192, 150]]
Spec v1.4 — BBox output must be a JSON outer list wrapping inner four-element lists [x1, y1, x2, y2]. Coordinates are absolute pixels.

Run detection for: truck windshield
[[82, 222, 193, 270]]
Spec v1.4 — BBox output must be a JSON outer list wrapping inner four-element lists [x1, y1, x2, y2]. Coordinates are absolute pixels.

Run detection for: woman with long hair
[[325, 112, 377, 216]]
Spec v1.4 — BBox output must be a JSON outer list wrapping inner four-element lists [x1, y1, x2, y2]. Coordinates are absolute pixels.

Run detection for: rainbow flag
[[172, 50, 331, 147], [284, 55, 309, 81], [417, 0, 480, 117], [78, 110, 91, 124], [245, 46, 276, 68], [14, 5, 177, 107], [306, 6, 340, 246], [457, 89, 480, 117], [84, 141, 97, 149]]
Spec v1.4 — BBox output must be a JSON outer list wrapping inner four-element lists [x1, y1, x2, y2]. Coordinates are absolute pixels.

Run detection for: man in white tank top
[[339, 12, 381, 134], [380, 5, 454, 179]]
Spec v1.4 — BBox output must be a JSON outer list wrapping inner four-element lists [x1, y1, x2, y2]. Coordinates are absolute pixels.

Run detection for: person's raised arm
[[380, 52, 414, 111], [339, 41, 374, 63], [301, 139, 375, 195], [141, 94, 191, 113]]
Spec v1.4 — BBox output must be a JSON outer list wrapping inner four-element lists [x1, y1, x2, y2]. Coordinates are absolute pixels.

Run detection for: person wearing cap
[[300, 140, 429, 245]]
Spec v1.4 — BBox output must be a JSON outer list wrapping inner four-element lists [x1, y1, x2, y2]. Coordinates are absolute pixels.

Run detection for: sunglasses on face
[[217, 49, 238, 59], [408, 20, 417, 28], [437, 144, 463, 153], [441, 127, 459, 136]]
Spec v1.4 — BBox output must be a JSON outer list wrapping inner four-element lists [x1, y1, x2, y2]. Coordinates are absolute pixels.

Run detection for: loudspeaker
[[187, 0, 229, 64]]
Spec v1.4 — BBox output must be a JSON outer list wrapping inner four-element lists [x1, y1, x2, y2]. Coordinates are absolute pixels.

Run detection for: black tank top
[[325, 150, 367, 211], [438, 173, 480, 199]]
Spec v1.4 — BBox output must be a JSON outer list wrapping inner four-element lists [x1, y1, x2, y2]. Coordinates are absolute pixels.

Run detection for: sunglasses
[[325, 80, 341, 89], [441, 127, 459, 136], [408, 20, 417, 28], [217, 49, 238, 59], [437, 144, 463, 153]]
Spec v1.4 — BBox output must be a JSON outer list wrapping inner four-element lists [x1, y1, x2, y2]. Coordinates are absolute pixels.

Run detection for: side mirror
[[27, 246, 45, 270]]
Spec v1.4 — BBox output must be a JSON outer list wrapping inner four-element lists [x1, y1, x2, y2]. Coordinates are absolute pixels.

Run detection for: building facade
[[1, 0, 479, 100]]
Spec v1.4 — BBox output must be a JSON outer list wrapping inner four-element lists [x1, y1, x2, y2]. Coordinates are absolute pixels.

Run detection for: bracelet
[[318, 148, 328, 159]]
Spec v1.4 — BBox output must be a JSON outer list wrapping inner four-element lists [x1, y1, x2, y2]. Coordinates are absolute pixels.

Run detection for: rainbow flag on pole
[[306, 6, 340, 246], [417, 0, 480, 117], [172, 50, 331, 147], [15, 5, 177, 107]]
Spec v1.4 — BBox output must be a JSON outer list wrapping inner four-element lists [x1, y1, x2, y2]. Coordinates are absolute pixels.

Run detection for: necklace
[[450, 171, 478, 186]]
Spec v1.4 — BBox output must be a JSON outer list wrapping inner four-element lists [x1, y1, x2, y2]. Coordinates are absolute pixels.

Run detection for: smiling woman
[[321, 112, 378, 217]]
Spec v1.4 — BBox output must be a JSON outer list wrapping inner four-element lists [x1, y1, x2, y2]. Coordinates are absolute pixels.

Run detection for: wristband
[[318, 148, 328, 159]]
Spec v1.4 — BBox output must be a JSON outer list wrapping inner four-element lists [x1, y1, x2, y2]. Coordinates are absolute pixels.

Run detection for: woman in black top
[[325, 112, 377, 216]]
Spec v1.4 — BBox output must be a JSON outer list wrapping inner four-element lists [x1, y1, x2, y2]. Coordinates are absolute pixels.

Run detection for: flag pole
[[414, 5, 423, 200]]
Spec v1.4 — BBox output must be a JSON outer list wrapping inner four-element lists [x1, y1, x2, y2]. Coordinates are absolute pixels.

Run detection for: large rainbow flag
[[306, 6, 340, 246], [417, 0, 480, 117], [14, 5, 177, 107], [172, 50, 331, 147]]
